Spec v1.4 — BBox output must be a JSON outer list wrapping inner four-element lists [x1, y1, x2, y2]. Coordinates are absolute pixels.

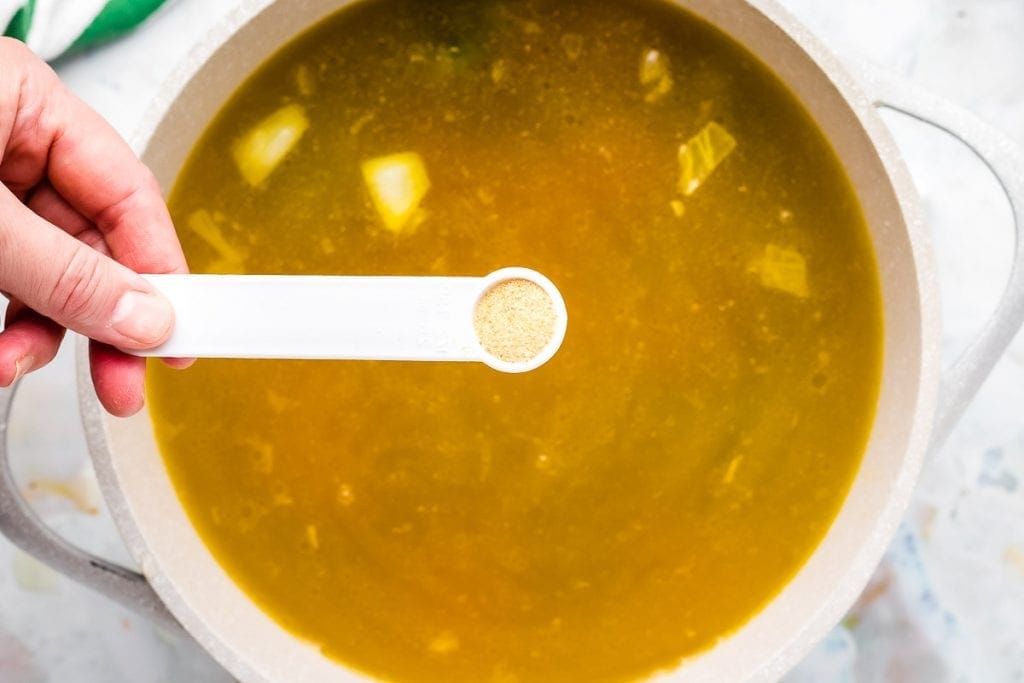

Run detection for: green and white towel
[[2, 0, 170, 61]]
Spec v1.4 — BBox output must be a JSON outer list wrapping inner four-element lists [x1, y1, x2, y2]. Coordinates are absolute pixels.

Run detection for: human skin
[[0, 37, 190, 417]]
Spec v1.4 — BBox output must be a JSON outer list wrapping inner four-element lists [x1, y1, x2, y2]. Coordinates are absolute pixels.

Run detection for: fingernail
[[111, 290, 174, 346], [11, 355, 34, 383], [163, 356, 196, 370]]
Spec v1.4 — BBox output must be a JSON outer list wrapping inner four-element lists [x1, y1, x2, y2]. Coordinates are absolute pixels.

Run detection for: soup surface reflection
[[149, 0, 883, 680]]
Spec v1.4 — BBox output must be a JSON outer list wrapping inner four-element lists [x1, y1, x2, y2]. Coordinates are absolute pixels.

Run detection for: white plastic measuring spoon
[[131, 267, 567, 373]]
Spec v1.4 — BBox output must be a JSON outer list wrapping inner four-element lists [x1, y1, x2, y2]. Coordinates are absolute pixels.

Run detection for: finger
[[27, 183, 194, 368], [0, 184, 174, 350], [26, 182, 110, 255], [89, 340, 146, 417], [0, 39, 187, 276], [0, 40, 66, 196], [0, 303, 66, 386]]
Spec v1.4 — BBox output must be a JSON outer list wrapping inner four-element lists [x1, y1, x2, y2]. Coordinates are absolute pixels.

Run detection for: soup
[[148, 0, 883, 681]]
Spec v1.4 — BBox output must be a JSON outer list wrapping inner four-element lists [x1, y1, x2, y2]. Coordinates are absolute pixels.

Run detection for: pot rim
[[81, 0, 942, 681]]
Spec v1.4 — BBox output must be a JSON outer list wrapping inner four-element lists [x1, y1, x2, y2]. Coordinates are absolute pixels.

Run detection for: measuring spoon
[[130, 267, 567, 373]]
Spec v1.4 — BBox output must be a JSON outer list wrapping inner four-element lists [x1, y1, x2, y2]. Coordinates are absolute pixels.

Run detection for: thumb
[[0, 187, 174, 350]]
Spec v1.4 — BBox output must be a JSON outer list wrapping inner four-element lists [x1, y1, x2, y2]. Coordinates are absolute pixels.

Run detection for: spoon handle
[[130, 268, 566, 373], [133, 273, 483, 361]]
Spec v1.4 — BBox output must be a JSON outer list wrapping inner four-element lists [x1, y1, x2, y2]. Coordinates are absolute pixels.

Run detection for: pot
[[2, 0, 1023, 681]]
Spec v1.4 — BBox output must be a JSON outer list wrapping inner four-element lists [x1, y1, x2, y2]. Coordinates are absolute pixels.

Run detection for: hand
[[0, 38, 190, 416]]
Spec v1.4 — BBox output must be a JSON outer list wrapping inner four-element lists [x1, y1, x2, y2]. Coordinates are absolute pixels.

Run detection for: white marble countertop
[[1, 1, 1022, 681]]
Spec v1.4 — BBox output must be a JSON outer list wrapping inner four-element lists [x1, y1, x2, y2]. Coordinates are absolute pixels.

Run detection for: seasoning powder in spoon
[[473, 278, 557, 364]]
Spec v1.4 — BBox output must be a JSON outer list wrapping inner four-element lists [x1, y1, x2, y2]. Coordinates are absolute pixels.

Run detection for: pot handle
[[860, 63, 1024, 450], [0, 380, 183, 634]]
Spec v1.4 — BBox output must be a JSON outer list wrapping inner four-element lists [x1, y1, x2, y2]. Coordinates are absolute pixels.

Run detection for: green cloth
[[2, 2, 33, 41], [71, 0, 168, 54], [3, 0, 169, 60]]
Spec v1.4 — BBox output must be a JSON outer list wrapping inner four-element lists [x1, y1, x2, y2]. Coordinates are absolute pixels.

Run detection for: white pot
[[2, 1, 1022, 681]]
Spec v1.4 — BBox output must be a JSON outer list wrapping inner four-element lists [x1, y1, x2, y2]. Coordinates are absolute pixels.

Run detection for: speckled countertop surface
[[1, 1, 1022, 681]]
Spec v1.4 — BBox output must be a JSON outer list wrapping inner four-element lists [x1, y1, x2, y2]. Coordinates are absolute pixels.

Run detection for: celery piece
[[750, 244, 809, 298], [639, 48, 673, 103], [295, 64, 315, 96], [187, 209, 247, 273], [677, 121, 737, 196]]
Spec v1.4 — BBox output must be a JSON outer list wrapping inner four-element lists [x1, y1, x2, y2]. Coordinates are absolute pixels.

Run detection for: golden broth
[[148, 0, 883, 681]]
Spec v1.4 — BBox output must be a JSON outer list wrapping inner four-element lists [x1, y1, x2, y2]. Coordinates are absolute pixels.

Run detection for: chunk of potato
[[232, 104, 309, 187], [361, 152, 431, 234]]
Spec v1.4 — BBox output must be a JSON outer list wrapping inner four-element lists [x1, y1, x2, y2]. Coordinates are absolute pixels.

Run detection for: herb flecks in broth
[[149, 1, 883, 682]]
